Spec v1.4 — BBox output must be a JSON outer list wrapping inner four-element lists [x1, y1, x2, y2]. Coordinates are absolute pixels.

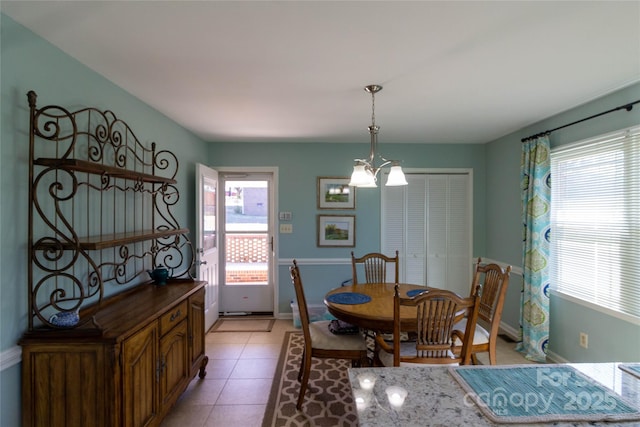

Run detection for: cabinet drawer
[[160, 301, 188, 336]]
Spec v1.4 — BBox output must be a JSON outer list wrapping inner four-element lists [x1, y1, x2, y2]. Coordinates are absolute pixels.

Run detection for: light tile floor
[[160, 319, 296, 427], [161, 320, 532, 427]]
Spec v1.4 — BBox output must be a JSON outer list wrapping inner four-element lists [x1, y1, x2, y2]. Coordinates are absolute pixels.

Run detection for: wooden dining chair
[[289, 260, 368, 410], [351, 251, 399, 284], [350, 250, 400, 360], [453, 257, 512, 365], [375, 285, 480, 367]]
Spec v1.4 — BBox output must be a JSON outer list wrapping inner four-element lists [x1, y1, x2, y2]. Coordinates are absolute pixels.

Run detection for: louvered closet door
[[406, 176, 428, 283], [382, 172, 472, 296]]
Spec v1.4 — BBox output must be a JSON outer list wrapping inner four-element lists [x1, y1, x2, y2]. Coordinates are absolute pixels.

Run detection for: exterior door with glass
[[219, 171, 274, 314]]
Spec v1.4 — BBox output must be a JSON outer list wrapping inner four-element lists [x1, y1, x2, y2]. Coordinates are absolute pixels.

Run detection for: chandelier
[[349, 84, 407, 188]]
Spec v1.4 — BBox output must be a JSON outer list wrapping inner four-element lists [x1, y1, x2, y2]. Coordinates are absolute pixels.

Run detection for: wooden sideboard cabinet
[[20, 281, 208, 427], [21, 92, 208, 427]]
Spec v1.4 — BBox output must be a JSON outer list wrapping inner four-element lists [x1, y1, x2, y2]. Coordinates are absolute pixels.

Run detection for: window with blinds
[[550, 125, 640, 322]]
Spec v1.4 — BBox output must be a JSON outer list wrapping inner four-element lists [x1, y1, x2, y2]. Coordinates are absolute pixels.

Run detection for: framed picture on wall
[[317, 214, 355, 247], [317, 177, 355, 209]]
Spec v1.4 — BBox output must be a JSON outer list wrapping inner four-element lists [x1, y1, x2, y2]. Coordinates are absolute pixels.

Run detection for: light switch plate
[[279, 211, 292, 221]]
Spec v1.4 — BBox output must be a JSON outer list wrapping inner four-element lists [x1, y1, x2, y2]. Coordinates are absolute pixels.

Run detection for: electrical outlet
[[579, 332, 588, 349], [280, 224, 293, 233]]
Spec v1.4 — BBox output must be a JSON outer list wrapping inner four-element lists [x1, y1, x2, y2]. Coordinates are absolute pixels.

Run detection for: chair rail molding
[[281, 257, 524, 276], [480, 258, 523, 277], [279, 258, 351, 265]]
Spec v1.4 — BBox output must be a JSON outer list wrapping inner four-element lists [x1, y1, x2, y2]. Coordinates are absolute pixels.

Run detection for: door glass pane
[[203, 179, 216, 251], [225, 180, 269, 286]]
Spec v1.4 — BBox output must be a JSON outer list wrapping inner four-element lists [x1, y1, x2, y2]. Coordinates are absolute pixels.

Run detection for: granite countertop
[[348, 363, 640, 427]]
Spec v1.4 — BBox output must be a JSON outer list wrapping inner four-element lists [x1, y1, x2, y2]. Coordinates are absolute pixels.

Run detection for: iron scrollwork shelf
[[27, 90, 194, 331]]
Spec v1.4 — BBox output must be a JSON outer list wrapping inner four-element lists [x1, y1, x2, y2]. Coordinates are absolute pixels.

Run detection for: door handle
[[270, 236, 274, 252], [197, 260, 207, 265]]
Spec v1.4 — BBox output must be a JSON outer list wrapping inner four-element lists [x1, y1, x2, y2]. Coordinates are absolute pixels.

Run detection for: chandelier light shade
[[349, 84, 407, 188]]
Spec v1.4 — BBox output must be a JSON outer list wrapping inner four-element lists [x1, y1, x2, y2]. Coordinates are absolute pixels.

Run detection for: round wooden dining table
[[324, 283, 429, 333]]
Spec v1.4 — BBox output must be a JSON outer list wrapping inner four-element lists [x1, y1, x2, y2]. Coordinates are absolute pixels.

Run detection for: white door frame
[[214, 166, 279, 314]]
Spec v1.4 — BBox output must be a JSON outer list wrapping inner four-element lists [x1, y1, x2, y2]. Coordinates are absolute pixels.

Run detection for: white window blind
[[550, 125, 640, 321]]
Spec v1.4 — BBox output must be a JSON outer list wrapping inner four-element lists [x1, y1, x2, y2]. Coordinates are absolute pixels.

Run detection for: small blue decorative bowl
[[49, 310, 80, 327]]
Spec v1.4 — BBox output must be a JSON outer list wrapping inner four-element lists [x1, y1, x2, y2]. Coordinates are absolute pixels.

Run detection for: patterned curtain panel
[[517, 135, 550, 362]]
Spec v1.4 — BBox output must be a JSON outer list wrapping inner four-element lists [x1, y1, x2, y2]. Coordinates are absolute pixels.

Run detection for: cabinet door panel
[[160, 320, 189, 407], [189, 289, 205, 371], [122, 322, 158, 427], [23, 346, 105, 427]]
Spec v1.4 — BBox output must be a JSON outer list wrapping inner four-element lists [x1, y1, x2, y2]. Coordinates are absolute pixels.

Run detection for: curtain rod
[[521, 99, 640, 143]]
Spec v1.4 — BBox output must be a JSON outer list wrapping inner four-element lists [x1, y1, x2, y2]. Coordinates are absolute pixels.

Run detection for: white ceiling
[[3, 1, 639, 144]]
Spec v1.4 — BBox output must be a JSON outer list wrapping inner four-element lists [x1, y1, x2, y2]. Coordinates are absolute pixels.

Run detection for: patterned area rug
[[262, 331, 358, 427]]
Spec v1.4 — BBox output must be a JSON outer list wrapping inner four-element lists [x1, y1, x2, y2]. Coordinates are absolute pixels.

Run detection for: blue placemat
[[406, 288, 428, 297], [620, 363, 640, 379], [326, 292, 371, 305], [449, 364, 640, 424]]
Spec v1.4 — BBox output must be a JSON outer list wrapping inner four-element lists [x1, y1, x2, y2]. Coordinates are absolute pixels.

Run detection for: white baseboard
[[499, 321, 520, 342], [545, 350, 570, 363], [0, 346, 21, 372]]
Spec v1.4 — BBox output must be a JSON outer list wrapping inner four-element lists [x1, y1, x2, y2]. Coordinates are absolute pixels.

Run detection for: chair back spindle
[[378, 285, 480, 366], [351, 251, 399, 284]]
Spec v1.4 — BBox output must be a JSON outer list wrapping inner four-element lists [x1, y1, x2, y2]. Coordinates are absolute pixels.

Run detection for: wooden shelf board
[[34, 158, 177, 185], [36, 228, 189, 250]]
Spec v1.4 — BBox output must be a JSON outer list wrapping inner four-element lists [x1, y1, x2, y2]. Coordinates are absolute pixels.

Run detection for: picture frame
[[317, 177, 355, 209], [317, 214, 355, 247]]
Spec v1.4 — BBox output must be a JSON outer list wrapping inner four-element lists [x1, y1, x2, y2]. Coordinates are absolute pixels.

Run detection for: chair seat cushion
[[310, 320, 367, 351], [452, 318, 489, 346], [377, 342, 458, 367]]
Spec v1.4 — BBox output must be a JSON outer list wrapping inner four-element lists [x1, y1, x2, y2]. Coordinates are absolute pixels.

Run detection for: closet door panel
[[447, 174, 473, 296], [426, 175, 448, 289], [382, 171, 472, 291], [406, 176, 427, 284], [382, 183, 406, 280]]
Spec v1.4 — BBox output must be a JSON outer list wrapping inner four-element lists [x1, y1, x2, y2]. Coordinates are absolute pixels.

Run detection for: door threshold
[[223, 311, 250, 316], [221, 311, 274, 317]]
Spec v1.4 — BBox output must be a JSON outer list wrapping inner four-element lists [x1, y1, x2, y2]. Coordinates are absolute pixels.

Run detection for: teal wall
[[485, 82, 640, 362], [209, 142, 487, 313], [0, 14, 208, 426]]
